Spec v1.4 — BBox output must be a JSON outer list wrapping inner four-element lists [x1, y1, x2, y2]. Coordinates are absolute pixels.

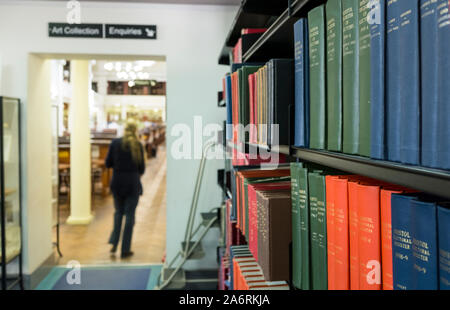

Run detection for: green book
[[239, 66, 260, 144], [290, 162, 302, 289], [342, 0, 360, 154], [298, 165, 312, 290], [326, 0, 343, 152], [308, 171, 328, 290], [308, 5, 327, 150], [358, 0, 371, 157]]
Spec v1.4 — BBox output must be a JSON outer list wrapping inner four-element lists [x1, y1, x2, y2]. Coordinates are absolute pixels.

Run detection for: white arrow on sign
[[145, 28, 155, 37]]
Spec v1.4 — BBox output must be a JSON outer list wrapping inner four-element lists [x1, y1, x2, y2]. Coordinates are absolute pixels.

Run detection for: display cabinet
[[0, 97, 23, 290]]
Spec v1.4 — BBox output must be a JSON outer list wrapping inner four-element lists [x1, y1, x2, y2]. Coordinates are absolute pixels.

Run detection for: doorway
[[27, 54, 167, 271]]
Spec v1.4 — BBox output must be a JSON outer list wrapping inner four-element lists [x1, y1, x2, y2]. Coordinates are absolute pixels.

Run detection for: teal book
[[290, 162, 303, 289], [308, 5, 327, 150], [326, 0, 343, 152], [342, 0, 360, 154]]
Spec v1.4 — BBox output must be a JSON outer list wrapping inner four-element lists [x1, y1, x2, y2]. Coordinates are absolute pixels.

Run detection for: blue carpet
[[36, 264, 162, 290]]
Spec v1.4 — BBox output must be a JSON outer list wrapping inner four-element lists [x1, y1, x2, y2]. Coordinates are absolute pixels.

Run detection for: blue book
[[386, 0, 402, 162], [437, 0, 450, 170], [294, 18, 310, 148], [410, 199, 439, 290], [370, 0, 386, 160], [225, 74, 233, 141], [421, 0, 440, 168], [398, 0, 420, 165], [391, 193, 418, 290], [438, 205, 450, 290]]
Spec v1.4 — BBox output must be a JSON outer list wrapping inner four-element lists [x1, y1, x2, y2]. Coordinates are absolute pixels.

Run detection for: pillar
[[67, 60, 93, 225]]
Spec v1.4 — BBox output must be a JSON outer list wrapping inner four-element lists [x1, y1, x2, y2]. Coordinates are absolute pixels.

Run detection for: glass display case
[[0, 97, 23, 290]]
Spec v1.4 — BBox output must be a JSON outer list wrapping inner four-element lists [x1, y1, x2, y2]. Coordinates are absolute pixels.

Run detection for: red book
[[348, 180, 360, 290], [325, 175, 338, 290], [241, 28, 267, 35], [380, 188, 402, 290], [357, 182, 381, 290], [334, 177, 353, 290]]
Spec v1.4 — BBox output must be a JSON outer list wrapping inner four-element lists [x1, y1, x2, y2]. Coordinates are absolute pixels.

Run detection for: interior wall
[[0, 0, 236, 274]]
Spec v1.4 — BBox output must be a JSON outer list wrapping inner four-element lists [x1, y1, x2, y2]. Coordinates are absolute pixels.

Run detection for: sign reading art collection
[[48, 23, 157, 39]]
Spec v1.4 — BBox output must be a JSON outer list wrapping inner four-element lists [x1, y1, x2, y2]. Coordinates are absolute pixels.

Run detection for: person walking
[[105, 121, 145, 258]]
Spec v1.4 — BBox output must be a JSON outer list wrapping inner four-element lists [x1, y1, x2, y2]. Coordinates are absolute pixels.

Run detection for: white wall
[[0, 0, 236, 274]]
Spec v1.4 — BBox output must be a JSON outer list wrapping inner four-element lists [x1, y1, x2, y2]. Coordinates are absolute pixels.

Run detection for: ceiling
[[92, 60, 167, 82], [42, 0, 241, 5]]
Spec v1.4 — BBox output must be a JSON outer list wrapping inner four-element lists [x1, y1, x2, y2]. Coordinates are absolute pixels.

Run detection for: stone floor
[[53, 145, 167, 266]]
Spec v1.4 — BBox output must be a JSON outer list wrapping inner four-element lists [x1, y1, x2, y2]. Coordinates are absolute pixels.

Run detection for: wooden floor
[[53, 145, 167, 266]]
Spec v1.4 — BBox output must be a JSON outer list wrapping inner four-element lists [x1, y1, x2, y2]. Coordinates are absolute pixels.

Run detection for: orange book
[[325, 175, 338, 290], [334, 177, 352, 290], [357, 183, 381, 290], [348, 180, 360, 290], [380, 188, 402, 290]]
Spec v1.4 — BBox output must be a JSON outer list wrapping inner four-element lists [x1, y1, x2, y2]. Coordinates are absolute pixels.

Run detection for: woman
[[105, 121, 145, 258]]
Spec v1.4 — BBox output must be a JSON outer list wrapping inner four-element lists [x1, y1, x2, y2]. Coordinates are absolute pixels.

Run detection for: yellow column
[[67, 60, 93, 225]]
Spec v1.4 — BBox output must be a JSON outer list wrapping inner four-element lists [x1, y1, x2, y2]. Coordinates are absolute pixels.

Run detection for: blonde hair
[[121, 121, 143, 164]]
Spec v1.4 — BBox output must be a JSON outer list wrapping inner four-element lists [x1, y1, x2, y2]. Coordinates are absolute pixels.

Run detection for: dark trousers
[[109, 194, 140, 254]]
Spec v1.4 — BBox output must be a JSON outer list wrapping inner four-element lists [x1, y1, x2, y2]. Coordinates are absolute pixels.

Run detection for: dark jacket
[[105, 138, 145, 197]]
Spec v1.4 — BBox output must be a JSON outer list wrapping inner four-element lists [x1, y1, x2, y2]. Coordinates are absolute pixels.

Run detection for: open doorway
[[31, 54, 167, 269]]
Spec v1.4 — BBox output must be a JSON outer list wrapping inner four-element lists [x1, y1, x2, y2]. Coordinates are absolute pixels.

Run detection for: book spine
[[380, 189, 402, 290], [334, 177, 350, 289], [438, 205, 450, 290], [226, 75, 233, 141], [386, 0, 401, 162], [357, 183, 381, 290], [299, 167, 311, 290], [358, 0, 372, 157], [317, 173, 328, 290], [398, 0, 420, 165], [325, 176, 337, 290], [342, 0, 360, 154], [326, 0, 343, 152], [437, 0, 450, 169], [420, 0, 440, 168], [410, 200, 439, 289], [391, 194, 414, 290], [291, 163, 302, 289], [370, 0, 386, 160], [308, 5, 327, 150], [294, 19, 309, 148], [348, 180, 360, 289]]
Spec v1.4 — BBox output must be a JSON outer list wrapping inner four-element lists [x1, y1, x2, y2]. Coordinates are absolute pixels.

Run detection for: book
[[325, 175, 338, 290], [357, 182, 381, 290], [342, 0, 360, 154], [257, 190, 292, 281], [298, 165, 312, 290], [420, 0, 439, 168], [437, 0, 450, 170], [348, 179, 360, 289], [294, 18, 310, 148], [410, 199, 439, 289], [438, 205, 450, 290], [290, 162, 302, 289], [380, 188, 403, 290], [308, 171, 328, 290], [391, 193, 418, 290], [398, 0, 420, 165], [266, 59, 294, 146], [308, 5, 327, 150], [370, 0, 387, 160], [326, 0, 343, 152], [334, 176, 353, 290], [225, 74, 233, 141], [249, 73, 256, 144], [359, 0, 372, 157]]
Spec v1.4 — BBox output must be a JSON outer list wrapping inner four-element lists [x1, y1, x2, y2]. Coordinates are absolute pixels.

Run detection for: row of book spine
[[290, 162, 450, 290], [295, 0, 450, 169], [223, 0, 450, 171]]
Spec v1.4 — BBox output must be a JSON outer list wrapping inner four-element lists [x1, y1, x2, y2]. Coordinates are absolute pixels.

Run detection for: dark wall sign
[[48, 23, 103, 38], [48, 23, 157, 40], [105, 24, 157, 39]]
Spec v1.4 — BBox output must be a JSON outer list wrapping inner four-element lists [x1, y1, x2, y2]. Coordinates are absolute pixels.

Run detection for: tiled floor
[[53, 145, 167, 266]]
